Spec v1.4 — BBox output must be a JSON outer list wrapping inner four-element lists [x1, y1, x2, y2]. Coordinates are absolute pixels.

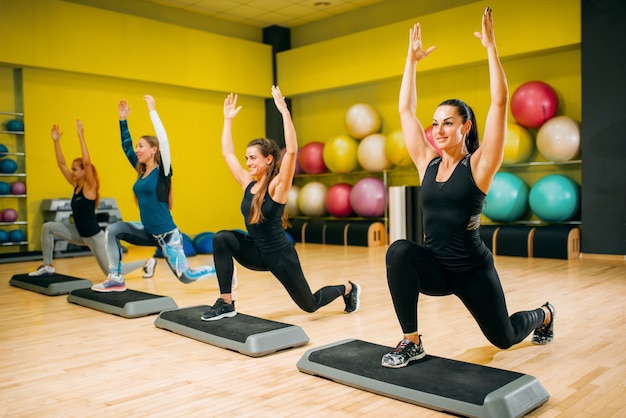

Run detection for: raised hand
[[474, 7, 496, 48], [118, 99, 131, 120], [408, 23, 436, 62], [271, 85, 289, 115], [143, 94, 156, 112], [224, 93, 242, 120], [76, 119, 84, 139], [51, 124, 63, 142]]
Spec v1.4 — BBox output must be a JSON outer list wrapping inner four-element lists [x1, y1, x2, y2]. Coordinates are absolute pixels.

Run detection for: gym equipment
[[10, 273, 92, 296], [494, 226, 536, 257], [483, 172, 529, 222], [384, 130, 413, 167], [286, 218, 306, 243], [323, 134, 359, 173], [536, 116, 580, 162], [344, 103, 381, 139], [350, 177, 386, 218], [529, 174, 580, 222], [298, 141, 327, 174], [324, 221, 349, 245], [286, 185, 300, 216], [193, 231, 215, 254], [346, 221, 386, 247], [297, 339, 549, 418], [0, 181, 10, 195], [0, 144, 8, 155], [154, 305, 309, 357], [302, 219, 326, 244], [0, 230, 8, 243], [67, 288, 177, 318], [4, 119, 24, 132], [2, 208, 18, 222], [510, 81, 558, 129], [389, 186, 423, 245], [504, 123, 534, 165], [532, 225, 580, 260], [9, 229, 25, 242], [358, 134, 392, 172], [10, 181, 26, 194], [298, 181, 328, 217], [479, 225, 500, 253], [0, 158, 18, 174], [325, 183, 353, 218]]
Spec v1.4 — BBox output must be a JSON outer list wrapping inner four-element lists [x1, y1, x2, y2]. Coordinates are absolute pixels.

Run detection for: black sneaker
[[344, 281, 360, 313], [381, 337, 426, 368], [532, 302, 555, 345], [200, 298, 237, 321]]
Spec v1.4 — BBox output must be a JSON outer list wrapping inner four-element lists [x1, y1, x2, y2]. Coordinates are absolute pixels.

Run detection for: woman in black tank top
[[382, 8, 555, 369]]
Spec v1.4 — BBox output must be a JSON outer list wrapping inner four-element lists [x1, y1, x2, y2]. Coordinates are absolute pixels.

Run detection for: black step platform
[[9, 273, 92, 296], [297, 339, 549, 418], [154, 305, 310, 357], [67, 288, 177, 318]]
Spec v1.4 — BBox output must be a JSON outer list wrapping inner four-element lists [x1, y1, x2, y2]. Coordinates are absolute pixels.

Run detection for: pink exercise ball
[[536, 116, 581, 162], [10, 181, 26, 195], [323, 134, 360, 173], [345, 103, 381, 139], [350, 177, 386, 218], [299, 141, 327, 174], [2, 208, 18, 222], [425, 125, 441, 154], [297, 182, 328, 217], [325, 183, 353, 217], [358, 134, 393, 172], [286, 185, 300, 216], [510, 81, 559, 128]]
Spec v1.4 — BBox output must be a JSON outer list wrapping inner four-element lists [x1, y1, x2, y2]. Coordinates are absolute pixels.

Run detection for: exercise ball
[[0, 181, 10, 195], [385, 130, 412, 167], [286, 185, 301, 216], [5, 119, 23, 132], [325, 183, 353, 217], [0, 158, 18, 174], [323, 134, 360, 173], [299, 141, 327, 174], [11, 181, 26, 195], [2, 208, 18, 222], [358, 134, 393, 172], [345, 103, 381, 139], [483, 172, 529, 222], [350, 177, 386, 217], [503, 123, 534, 165], [510, 81, 558, 128], [298, 181, 328, 217], [9, 229, 25, 242], [536, 116, 581, 162], [0, 230, 8, 243], [193, 232, 215, 254], [529, 174, 580, 222], [0, 144, 8, 156]]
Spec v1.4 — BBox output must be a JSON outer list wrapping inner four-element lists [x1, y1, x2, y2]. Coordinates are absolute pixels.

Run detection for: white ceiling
[[146, 0, 385, 28]]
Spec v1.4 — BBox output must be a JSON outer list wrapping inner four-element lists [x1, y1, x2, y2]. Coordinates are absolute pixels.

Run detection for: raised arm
[[144, 95, 171, 177], [221, 93, 252, 189], [399, 23, 438, 181], [269, 85, 296, 204], [118, 99, 138, 168], [471, 7, 509, 193], [76, 119, 98, 200], [51, 124, 74, 186]]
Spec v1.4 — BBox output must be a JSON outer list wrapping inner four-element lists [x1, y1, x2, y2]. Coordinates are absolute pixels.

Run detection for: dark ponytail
[[438, 99, 479, 153]]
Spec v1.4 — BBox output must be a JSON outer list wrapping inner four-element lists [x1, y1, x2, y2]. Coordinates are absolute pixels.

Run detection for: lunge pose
[[200, 86, 360, 321], [382, 8, 554, 368], [92, 95, 218, 292], [30, 120, 155, 279]]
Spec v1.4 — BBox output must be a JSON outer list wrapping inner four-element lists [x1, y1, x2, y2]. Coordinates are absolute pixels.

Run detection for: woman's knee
[[213, 230, 235, 252]]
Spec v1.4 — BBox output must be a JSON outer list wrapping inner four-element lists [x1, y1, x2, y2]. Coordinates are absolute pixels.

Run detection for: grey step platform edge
[[154, 305, 310, 357], [297, 339, 549, 418], [10, 273, 92, 296], [67, 288, 177, 318]]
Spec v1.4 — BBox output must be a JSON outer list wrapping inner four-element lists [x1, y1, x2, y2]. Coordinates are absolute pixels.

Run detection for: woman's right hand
[[224, 93, 242, 120], [118, 99, 131, 120], [51, 124, 63, 142], [407, 23, 436, 62]]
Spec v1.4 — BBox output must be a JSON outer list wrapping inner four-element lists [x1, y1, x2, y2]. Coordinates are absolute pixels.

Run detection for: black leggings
[[386, 239, 544, 349], [212, 230, 346, 313]]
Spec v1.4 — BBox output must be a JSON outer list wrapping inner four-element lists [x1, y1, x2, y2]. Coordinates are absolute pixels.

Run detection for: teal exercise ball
[[0, 158, 18, 174], [9, 229, 25, 242], [193, 232, 215, 254], [0, 144, 8, 156], [0, 230, 8, 243], [0, 181, 10, 195], [483, 172, 529, 222], [5, 119, 23, 132], [529, 174, 580, 222]]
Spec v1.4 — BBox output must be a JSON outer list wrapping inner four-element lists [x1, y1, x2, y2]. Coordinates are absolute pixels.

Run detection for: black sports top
[[71, 187, 101, 238], [241, 181, 291, 253], [420, 154, 489, 271]]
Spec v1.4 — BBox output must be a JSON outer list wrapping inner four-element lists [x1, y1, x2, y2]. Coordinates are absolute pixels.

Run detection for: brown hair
[[72, 157, 100, 207]]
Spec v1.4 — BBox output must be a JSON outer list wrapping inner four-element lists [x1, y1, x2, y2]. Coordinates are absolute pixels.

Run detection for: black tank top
[[241, 181, 291, 253], [420, 154, 489, 271], [71, 187, 101, 238]]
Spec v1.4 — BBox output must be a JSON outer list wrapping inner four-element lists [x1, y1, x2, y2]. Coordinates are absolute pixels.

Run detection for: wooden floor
[[0, 243, 625, 417]]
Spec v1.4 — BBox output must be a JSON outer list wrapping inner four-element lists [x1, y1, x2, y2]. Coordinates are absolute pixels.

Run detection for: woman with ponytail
[[381, 8, 554, 369], [201, 86, 360, 321]]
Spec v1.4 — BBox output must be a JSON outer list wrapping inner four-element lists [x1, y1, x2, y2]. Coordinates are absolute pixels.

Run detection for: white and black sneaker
[[28, 265, 55, 277], [381, 337, 426, 368], [344, 281, 361, 313], [532, 302, 555, 345], [200, 298, 237, 321], [143, 258, 157, 278]]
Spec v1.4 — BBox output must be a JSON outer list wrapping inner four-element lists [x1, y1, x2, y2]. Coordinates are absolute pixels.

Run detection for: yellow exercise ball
[[385, 130, 413, 167], [323, 134, 360, 173], [503, 123, 534, 165], [344, 103, 381, 139], [536, 116, 581, 162]]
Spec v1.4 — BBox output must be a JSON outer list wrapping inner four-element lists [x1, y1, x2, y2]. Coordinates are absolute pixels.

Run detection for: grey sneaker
[[532, 302, 555, 345], [200, 298, 237, 321], [29, 264, 55, 277], [381, 337, 426, 368], [143, 258, 157, 278], [344, 281, 360, 313], [91, 273, 127, 292]]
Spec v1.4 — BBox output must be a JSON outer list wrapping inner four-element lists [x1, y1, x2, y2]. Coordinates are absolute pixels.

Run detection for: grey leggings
[[40, 221, 145, 276]]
